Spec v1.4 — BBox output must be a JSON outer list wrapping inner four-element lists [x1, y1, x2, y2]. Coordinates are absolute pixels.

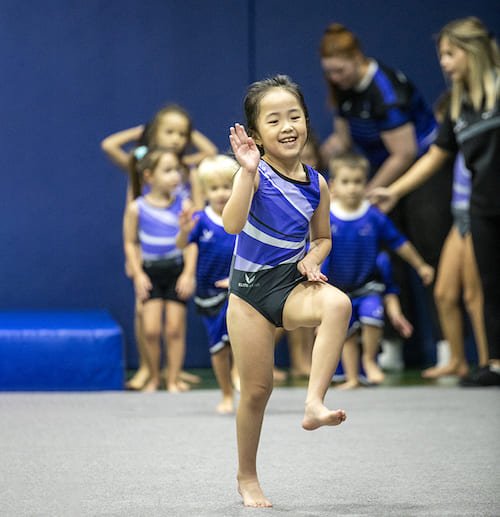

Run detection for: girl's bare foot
[[167, 380, 190, 393], [179, 370, 202, 384], [162, 369, 201, 385], [421, 362, 469, 379], [290, 368, 310, 379], [237, 477, 272, 508], [141, 379, 160, 392], [336, 380, 361, 390], [302, 402, 347, 431], [273, 367, 287, 383], [216, 396, 234, 414], [362, 358, 385, 384], [126, 367, 150, 390]]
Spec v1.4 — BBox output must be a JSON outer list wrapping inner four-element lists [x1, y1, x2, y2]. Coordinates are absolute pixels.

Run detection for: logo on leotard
[[238, 272, 259, 288], [245, 273, 256, 284]]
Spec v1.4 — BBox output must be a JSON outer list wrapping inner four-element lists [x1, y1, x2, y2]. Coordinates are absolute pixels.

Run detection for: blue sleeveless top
[[137, 195, 183, 261], [232, 160, 321, 273]]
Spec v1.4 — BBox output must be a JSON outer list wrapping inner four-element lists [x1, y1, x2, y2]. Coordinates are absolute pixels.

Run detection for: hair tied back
[[134, 145, 148, 160]]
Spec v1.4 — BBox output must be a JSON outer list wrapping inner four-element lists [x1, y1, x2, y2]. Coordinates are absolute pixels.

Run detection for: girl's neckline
[[262, 159, 311, 185], [143, 193, 175, 208]]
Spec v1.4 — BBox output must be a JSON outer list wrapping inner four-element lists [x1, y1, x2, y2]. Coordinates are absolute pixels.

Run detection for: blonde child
[[324, 154, 434, 386], [224, 75, 352, 508], [123, 147, 191, 392], [101, 104, 217, 389], [175, 155, 239, 413]]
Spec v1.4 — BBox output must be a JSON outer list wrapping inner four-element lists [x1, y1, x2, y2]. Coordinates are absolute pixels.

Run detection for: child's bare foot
[[141, 379, 160, 392], [162, 369, 201, 385], [237, 477, 272, 508], [273, 367, 287, 383], [421, 362, 469, 379], [362, 359, 385, 384], [336, 380, 361, 390], [126, 367, 150, 390], [302, 402, 346, 431], [216, 396, 234, 414], [167, 380, 190, 393], [290, 367, 310, 379], [179, 370, 202, 384]]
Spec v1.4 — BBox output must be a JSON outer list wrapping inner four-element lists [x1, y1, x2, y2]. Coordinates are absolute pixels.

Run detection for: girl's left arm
[[298, 176, 331, 282]]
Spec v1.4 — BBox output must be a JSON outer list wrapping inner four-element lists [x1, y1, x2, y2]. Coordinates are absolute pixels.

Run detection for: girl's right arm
[[175, 205, 199, 249], [101, 125, 145, 171], [223, 124, 260, 234], [123, 201, 151, 301], [176, 244, 198, 301]]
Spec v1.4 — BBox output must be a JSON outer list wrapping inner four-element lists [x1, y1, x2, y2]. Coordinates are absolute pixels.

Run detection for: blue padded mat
[[0, 310, 125, 391]]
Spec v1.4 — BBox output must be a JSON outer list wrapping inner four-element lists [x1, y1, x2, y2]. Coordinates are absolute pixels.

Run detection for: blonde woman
[[370, 17, 500, 386]]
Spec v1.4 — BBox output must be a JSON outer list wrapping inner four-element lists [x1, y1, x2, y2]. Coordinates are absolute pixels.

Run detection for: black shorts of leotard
[[143, 256, 186, 304], [229, 262, 305, 327]]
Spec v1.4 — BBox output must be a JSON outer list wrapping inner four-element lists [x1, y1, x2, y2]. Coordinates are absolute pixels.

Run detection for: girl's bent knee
[[327, 291, 352, 318]]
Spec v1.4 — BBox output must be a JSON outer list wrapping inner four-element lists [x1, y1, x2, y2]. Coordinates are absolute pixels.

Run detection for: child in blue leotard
[[176, 155, 239, 413], [223, 75, 352, 508], [124, 147, 191, 392]]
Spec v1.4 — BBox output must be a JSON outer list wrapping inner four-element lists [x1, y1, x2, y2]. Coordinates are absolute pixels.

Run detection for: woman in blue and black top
[[370, 17, 500, 387]]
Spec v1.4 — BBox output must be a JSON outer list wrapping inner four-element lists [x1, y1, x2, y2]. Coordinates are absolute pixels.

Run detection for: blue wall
[[1, 1, 497, 368]]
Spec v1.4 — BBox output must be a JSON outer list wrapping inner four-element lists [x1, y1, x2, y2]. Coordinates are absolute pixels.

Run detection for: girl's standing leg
[[141, 299, 164, 391], [427, 227, 468, 377], [227, 295, 275, 508], [283, 282, 351, 431], [462, 234, 489, 367], [126, 301, 151, 389], [164, 301, 187, 392]]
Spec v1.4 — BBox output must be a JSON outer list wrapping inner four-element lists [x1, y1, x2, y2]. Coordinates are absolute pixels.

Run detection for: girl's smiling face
[[253, 88, 307, 166]]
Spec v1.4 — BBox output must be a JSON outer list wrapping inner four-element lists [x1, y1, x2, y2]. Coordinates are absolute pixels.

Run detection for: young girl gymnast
[[123, 147, 191, 392], [101, 104, 217, 389], [223, 75, 352, 508]]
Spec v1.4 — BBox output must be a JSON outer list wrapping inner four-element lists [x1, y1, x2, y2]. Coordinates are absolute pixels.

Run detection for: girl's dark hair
[[243, 74, 310, 149], [129, 146, 179, 199]]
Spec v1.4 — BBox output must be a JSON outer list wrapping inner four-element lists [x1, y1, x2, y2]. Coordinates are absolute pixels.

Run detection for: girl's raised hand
[[178, 205, 198, 234], [229, 123, 260, 173]]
